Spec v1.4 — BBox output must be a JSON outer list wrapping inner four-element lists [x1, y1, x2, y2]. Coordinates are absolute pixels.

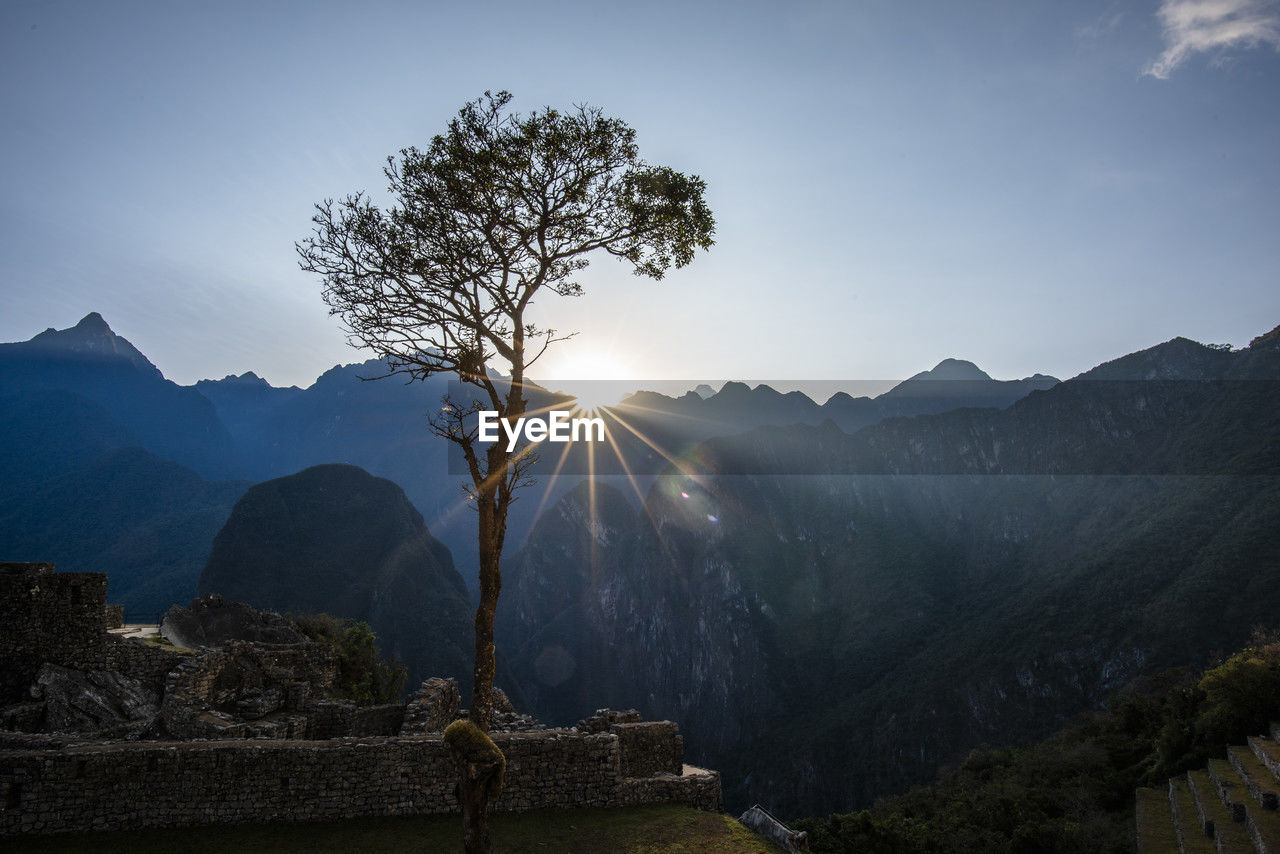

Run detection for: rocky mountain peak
[[18, 312, 162, 378], [75, 311, 111, 332], [881, 358, 1004, 399], [197, 370, 276, 389], [908, 358, 992, 383], [1074, 335, 1234, 381]]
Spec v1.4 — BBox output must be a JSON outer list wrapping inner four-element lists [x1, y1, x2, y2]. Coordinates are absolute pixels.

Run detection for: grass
[[12, 804, 783, 853], [1133, 787, 1178, 854], [143, 635, 192, 652]]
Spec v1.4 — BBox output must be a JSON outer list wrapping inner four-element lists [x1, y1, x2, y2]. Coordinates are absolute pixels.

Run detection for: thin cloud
[[1145, 0, 1280, 78], [1078, 7, 1127, 42]]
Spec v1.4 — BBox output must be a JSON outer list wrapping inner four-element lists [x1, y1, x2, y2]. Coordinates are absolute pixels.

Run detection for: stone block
[[613, 721, 682, 778]]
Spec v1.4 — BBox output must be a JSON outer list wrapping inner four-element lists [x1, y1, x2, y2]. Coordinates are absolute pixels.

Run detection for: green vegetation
[[17, 805, 780, 853], [444, 719, 506, 798], [290, 612, 406, 705], [1133, 787, 1179, 854], [795, 630, 1280, 853]]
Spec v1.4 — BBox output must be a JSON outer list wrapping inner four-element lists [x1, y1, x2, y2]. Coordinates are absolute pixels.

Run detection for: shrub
[[289, 612, 407, 705]]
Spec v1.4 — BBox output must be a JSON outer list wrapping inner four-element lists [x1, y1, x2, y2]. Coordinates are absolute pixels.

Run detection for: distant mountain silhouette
[[0, 312, 1066, 599], [612, 361, 1057, 435], [877, 358, 1056, 410], [0, 313, 237, 478], [1074, 335, 1238, 381], [192, 358, 505, 586], [194, 372, 303, 439], [692, 328, 1280, 477], [553, 363, 1059, 477], [898, 357, 992, 382], [19, 312, 163, 377], [198, 463, 473, 693]]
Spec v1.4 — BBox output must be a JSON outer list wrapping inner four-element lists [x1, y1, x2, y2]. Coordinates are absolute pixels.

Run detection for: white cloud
[[1145, 0, 1280, 78]]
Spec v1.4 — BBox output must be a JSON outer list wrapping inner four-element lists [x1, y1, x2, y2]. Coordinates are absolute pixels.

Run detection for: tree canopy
[[298, 89, 714, 396]]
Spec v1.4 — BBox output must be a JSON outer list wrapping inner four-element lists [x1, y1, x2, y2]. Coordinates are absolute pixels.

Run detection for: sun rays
[[437, 384, 738, 583]]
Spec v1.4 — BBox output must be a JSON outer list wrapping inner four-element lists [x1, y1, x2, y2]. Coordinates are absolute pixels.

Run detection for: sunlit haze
[[2, 1, 1278, 390]]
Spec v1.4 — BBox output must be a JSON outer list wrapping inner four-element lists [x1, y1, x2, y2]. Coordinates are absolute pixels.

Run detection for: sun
[[564, 381, 630, 413], [541, 349, 637, 412]]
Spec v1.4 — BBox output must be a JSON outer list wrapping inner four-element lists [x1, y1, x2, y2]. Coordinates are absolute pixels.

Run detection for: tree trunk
[[458, 469, 510, 854], [470, 490, 502, 732], [458, 758, 500, 854], [460, 763, 494, 854]]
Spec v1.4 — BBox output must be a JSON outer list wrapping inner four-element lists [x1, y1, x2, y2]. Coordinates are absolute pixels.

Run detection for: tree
[[298, 91, 714, 853]]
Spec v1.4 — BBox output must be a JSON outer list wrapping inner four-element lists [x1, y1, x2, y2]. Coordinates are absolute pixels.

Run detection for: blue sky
[[2, 0, 1278, 394]]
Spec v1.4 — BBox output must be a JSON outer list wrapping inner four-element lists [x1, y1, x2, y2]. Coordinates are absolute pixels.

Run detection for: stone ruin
[[160, 594, 308, 648], [0, 570, 552, 743], [739, 804, 811, 853], [0, 562, 111, 704], [0, 563, 723, 836]]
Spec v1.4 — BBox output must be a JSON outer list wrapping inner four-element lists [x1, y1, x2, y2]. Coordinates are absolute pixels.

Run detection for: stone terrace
[[1136, 719, 1280, 853]]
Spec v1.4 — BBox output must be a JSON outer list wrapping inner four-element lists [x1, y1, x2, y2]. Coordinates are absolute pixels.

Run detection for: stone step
[[1231, 745, 1280, 810], [1188, 769, 1253, 853], [1246, 805, 1280, 854], [1213, 757, 1280, 854], [1254, 737, 1280, 784], [1170, 776, 1220, 854], [1139, 786, 1182, 854], [1210, 758, 1251, 824], [1270, 722, 1280, 743]]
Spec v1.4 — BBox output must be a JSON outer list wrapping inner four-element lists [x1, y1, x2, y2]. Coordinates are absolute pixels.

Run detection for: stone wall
[[161, 641, 339, 740], [0, 726, 722, 836], [737, 804, 810, 852], [401, 677, 460, 734], [0, 563, 109, 703], [613, 722, 683, 778], [105, 637, 188, 695], [0, 564, 726, 836], [620, 771, 723, 812], [304, 700, 404, 739], [353, 704, 406, 737], [0, 706, 44, 735]]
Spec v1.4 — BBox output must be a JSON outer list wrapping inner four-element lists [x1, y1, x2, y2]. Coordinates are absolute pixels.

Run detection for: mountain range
[[498, 325, 1280, 815], [2, 312, 1276, 817], [0, 313, 1056, 606]]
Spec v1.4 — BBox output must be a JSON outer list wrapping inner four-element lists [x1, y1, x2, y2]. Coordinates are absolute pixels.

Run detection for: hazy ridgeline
[[1, 313, 1278, 815]]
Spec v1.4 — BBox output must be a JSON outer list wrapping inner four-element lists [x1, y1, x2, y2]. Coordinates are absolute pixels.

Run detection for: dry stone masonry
[[739, 804, 811, 852], [0, 563, 723, 836], [0, 563, 110, 702], [1, 725, 721, 835], [1135, 720, 1280, 852], [160, 594, 308, 648], [401, 676, 461, 734]]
